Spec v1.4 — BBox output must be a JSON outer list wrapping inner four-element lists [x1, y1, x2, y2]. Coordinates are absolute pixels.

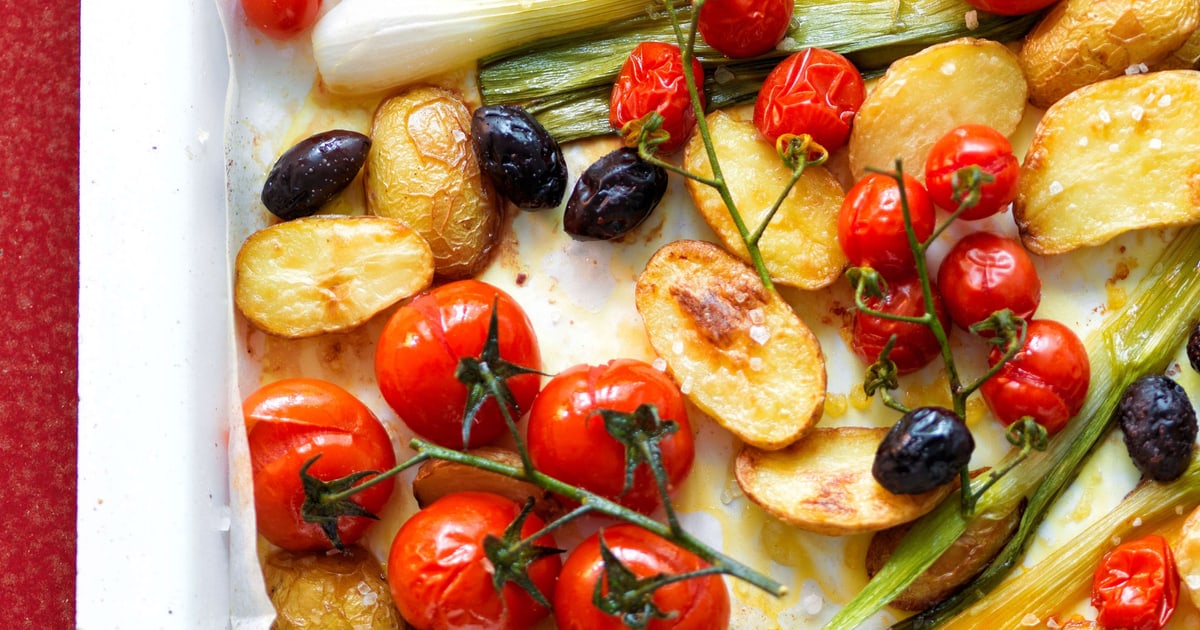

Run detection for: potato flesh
[[263, 546, 404, 629], [683, 110, 847, 290], [635, 240, 825, 450], [1015, 70, 1200, 255], [235, 216, 434, 338]]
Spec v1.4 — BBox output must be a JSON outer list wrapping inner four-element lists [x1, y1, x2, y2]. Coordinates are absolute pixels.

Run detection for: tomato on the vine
[[242, 378, 396, 551], [963, 0, 1058, 16], [753, 47, 865, 152], [1092, 534, 1179, 630], [241, 0, 321, 39], [555, 524, 731, 630], [697, 0, 794, 59], [610, 41, 706, 154], [374, 279, 541, 449], [851, 275, 950, 375], [937, 231, 1041, 331], [924, 124, 1020, 220], [981, 319, 1090, 435], [388, 491, 561, 630], [838, 171, 936, 280], [526, 359, 694, 514]]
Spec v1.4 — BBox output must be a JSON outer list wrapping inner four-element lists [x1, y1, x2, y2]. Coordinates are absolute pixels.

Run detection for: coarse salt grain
[[1187, 574, 1200, 589], [1109, 143, 1120, 153], [672, 340, 684, 354], [964, 10, 979, 30], [1111, 536, 1122, 546], [1159, 94, 1174, 107], [1098, 109, 1111, 123], [749, 356, 764, 371], [652, 357, 668, 372], [1021, 613, 1040, 626], [1131, 105, 1144, 121], [1047, 619, 1061, 629], [1049, 181, 1064, 195], [1150, 138, 1163, 149], [749, 325, 770, 345], [1133, 517, 1143, 527], [941, 61, 957, 76], [749, 308, 765, 325], [1078, 136, 1089, 147], [680, 377, 693, 395]]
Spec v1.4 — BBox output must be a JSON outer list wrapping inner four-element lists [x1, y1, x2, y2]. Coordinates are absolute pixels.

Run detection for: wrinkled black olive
[[1188, 322, 1200, 373], [563, 148, 668, 240], [261, 130, 371, 221], [1116, 375, 1197, 482], [470, 105, 567, 210], [873, 406, 974, 495]]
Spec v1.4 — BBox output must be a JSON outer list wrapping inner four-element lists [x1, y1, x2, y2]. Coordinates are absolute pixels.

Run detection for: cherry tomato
[[610, 41, 706, 154], [851, 276, 950, 375], [981, 319, 1090, 435], [555, 524, 731, 630], [374, 279, 541, 449], [526, 359, 694, 514], [241, 0, 321, 39], [243, 378, 396, 551], [1091, 535, 1179, 630], [937, 231, 1041, 331], [697, 0, 794, 59], [838, 172, 936, 280], [963, 0, 1059, 16], [924, 124, 1020, 220], [388, 491, 561, 630], [753, 48, 865, 152]]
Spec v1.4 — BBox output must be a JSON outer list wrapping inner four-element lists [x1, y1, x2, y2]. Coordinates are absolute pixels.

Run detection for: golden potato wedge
[[235, 215, 433, 338], [848, 38, 1027, 181], [263, 545, 404, 630], [735, 427, 956, 535], [1173, 503, 1200, 608], [635, 240, 825, 450], [1015, 70, 1200, 255], [683, 110, 847, 290], [366, 86, 500, 280], [1020, 0, 1200, 108], [411, 447, 563, 520]]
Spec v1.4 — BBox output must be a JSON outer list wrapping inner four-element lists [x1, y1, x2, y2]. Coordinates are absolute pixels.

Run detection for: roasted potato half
[[735, 427, 956, 535], [1020, 0, 1200, 108], [635, 240, 825, 450], [366, 86, 500, 280], [848, 38, 1027, 181], [235, 215, 434, 338], [1174, 503, 1200, 608], [1015, 70, 1200, 255], [683, 110, 847, 290], [411, 447, 563, 520], [263, 545, 405, 629]]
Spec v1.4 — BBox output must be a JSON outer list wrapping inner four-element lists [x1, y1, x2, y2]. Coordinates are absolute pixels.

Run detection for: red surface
[[0, 1, 79, 628]]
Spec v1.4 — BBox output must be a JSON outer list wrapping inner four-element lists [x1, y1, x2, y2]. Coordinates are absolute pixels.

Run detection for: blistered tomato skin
[[242, 0, 322, 40], [937, 231, 1041, 331], [261, 130, 371, 221], [1115, 375, 1198, 482], [697, 0, 794, 59], [851, 276, 950, 375], [470, 105, 568, 210], [1092, 535, 1179, 630], [980, 319, 1090, 435], [873, 406, 974, 495], [924, 124, 1019, 221], [838, 172, 937, 280], [753, 47, 865, 152], [563, 148, 668, 240], [610, 41, 705, 154]]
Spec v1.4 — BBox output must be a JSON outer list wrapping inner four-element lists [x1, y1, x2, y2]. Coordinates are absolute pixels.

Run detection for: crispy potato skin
[[366, 86, 500, 280], [1020, 0, 1200, 109], [263, 546, 405, 629]]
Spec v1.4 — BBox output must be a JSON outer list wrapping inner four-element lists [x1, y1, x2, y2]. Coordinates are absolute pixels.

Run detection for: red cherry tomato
[[388, 491, 561, 630], [241, 0, 321, 39], [555, 524, 731, 630], [243, 378, 396, 551], [374, 280, 541, 449], [937, 231, 1041, 331], [981, 319, 1090, 435], [610, 41, 706, 154], [963, 0, 1059, 16], [851, 276, 950, 375], [924, 124, 1020, 220], [1091, 535, 1179, 630], [697, 0, 794, 59], [753, 48, 865, 152], [527, 359, 695, 514], [838, 172, 936, 280]]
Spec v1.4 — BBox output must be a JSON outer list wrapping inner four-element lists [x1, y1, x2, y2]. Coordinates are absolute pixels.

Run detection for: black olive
[[1115, 375, 1197, 482], [470, 105, 567, 210], [873, 406, 974, 495], [563, 148, 668, 240], [261, 130, 371, 221], [1188, 322, 1200, 374]]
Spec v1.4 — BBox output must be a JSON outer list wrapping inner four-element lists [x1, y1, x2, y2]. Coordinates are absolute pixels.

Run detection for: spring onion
[[826, 225, 1200, 630]]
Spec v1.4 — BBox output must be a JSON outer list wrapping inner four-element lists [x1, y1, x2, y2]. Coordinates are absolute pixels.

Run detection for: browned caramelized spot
[[804, 471, 854, 515], [669, 276, 767, 347]]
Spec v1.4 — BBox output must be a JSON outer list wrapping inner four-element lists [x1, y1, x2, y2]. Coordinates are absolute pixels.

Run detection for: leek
[[825, 225, 1200, 630]]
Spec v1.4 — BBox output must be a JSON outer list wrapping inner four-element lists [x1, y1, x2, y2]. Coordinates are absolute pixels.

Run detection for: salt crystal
[[1098, 109, 1111, 123], [1158, 94, 1174, 107], [749, 357, 764, 371], [940, 61, 957, 76], [1047, 619, 1061, 629], [1109, 143, 1120, 153], [1133, 517, 1143, 527], [652, 357, 668, 372], [1111, 536, 1122, 546], [680, 377, 693, 395], [1077, 136, 1089, 147], [1048, 181, 1064, 196], [749, 325, 770, 345], [672, 340, 684, 354], [1130, 105, 1144, 121], [1150, 138, 1163, 150], [361, 591, 378, 606], [1021, 613, 1040, 626], [748, 308, 765, 325], [802, 594, 824, 615], [1187, 574, 1200, 589], [357, 582, 373, 595], [964, 10, 979, 30]]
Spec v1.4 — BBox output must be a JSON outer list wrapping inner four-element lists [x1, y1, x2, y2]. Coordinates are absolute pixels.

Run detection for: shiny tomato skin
[[937, 231, 1041, 331], [1091, 535, 1179, 630], [555, 524, 731, 630], [241, 0, 321, 39], [838, 172, 936, 280], [610, 42, 706, 154], [924, 124, 1020, 220], [374, 280, 541, 449], [851, 276, 950, 375], [753, 48, 865, 152], [388, 491, 561, 630], [963, 0, 1058, 16], [243, 378, 396, 551], [697, 0, 794, 59], [981, 319, 1090, 435], [526, 359, 695, 514]]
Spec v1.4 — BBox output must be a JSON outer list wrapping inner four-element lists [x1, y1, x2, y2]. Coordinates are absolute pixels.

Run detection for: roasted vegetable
[[263, 546, 404, 629], [411, 446, 563, 520], [261, 130, 371, 221], [873, 407, 974, 496], [470, 105, 567, 210], [1116, 375, 1198, 482], [563, 147, 667, 241]]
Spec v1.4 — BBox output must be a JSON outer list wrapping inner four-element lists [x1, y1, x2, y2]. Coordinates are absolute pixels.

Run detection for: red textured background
[[0, 1, 79, 627]]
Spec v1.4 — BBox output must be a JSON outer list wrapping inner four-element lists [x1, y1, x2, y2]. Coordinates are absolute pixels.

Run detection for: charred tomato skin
[[980, 319, 1090, 435], [470, 105, 568, 210], [1115, 375, 1198, 482], [261, 130, 371, 221], [563, 147, 668, 240], [873, 406, 974, 495]]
